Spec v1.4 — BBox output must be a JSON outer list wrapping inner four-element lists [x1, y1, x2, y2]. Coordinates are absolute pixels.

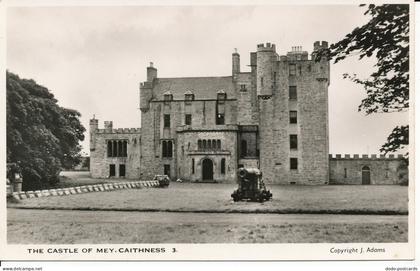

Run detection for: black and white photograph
[[1, 0, 415, 263]]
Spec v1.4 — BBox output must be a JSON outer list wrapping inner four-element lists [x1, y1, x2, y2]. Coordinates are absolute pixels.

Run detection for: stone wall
[[90, 121, 141, 179], [177, 128, 238, 182], [257, 43, 329, 185], [140, 93, 239, 181], [329, 154, 407, 185]]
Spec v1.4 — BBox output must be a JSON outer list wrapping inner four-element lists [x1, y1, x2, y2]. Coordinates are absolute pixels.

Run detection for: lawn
[[8, 209, 408, 243], [9, 182, 408, 214]]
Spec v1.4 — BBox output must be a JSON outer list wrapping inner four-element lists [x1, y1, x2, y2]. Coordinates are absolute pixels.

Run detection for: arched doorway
[[202, 158, 214, 181], [362, 166, 371, 185]]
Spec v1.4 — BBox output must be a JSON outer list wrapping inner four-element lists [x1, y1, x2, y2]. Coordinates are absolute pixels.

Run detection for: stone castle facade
[[89, 42, 407, 185]]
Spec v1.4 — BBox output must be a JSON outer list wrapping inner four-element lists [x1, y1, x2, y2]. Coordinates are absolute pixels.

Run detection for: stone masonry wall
[[90, 127, 141, 179], [258, 44, 329, 185], [329, 154, 407, 185], [177, 129, 237, 182], [140, 97, 239, 181]]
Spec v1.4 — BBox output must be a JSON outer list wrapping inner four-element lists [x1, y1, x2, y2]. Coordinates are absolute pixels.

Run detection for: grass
[[9, 182, 408, 214], [7, 210, 408, 244]]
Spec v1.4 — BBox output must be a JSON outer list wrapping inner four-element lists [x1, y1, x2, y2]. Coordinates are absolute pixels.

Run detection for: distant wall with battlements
[[329, 154, 407, 185], [90, 118, 141, 179]]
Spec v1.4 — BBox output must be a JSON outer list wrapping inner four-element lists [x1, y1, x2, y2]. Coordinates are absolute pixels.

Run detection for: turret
[[140, 62, 155, 112], [89, 117, 98, 151], [147, 62, 157, 82], [104, 121, 113, 132], [312, 41, 330, 84], [256, 42, 277, 98], [232, 48, 240, 80]]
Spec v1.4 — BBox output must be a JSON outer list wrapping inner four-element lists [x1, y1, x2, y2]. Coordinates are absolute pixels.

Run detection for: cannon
[[231, 167, 272, 202]]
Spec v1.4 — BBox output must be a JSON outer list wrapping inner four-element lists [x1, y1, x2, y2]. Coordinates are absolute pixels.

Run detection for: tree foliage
[[319, 4, 409, 157], [7, 71, 85, 190]]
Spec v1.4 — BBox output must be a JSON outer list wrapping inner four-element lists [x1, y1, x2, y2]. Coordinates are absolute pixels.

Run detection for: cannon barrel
[[238, 167, 262, 179]]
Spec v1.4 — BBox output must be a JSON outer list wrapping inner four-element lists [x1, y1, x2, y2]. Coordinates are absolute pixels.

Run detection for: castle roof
[[152, 76, 234, 100]]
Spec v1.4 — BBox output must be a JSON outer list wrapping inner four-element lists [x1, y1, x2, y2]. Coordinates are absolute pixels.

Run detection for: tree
[[6, 71, 85, 190], [318, 4, 409, 159]]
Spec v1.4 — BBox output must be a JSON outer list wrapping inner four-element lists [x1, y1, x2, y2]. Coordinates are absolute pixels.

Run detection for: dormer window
[[217, 89, 227, 103], [184, 90, 195, 104], [163, 91, 173, 104]]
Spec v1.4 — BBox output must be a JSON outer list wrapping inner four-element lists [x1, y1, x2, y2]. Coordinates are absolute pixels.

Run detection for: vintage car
[[153, 174, 170, 188]]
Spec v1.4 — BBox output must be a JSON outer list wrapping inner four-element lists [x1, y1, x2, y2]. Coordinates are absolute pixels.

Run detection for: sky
[[6, 4, 409, 156]]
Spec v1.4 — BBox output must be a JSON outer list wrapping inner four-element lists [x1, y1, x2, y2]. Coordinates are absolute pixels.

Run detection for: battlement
[[313, 41, 328, 51], [257, 42, 276, 52], [329, 154, 404, 160], [89, 118, 98, 125], [96, 128, 141, 134]]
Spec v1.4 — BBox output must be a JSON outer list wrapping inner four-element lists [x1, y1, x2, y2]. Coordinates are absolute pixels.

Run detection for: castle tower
[[256, 42, 277, 98], [104, 121, 113, 132], [147, 62, 157, 82], [312, 41, 330, 84], [89, 117, 99, 151]]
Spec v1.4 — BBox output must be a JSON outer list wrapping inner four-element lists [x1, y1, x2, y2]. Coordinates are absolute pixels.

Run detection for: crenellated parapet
[[329, 154, 405, 160], [257, 42, 276, 52], [96, 128, 141, 134]]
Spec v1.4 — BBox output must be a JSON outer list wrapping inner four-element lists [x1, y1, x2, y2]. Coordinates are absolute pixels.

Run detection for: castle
[[89, 42, 407, 185]]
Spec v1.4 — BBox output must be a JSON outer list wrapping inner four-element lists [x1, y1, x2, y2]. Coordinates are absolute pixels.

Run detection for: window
[[185, 114, 192, 125], [217, 91, 227, 101], [221, 158, 226, 174], [260, 77, 264, 87], [164, 92, 173, 102], [385, 169, 389, 178], [164, 164, 170, 177], [167, 141, 173, 158], [192, 158, 195, 174], [162, 140, 173, 158], [119, 164, 126, 177], [164, 114, 171, 128], [118, 141, 123, 156], [107, 140, 128, 157], [113, 141, 118, 157], [344, 168, 347, 178], [240, 84, 247, 92], [109, 164, 116, 177], [289, 111, 297, 124], [185, 92, 194, 102], [273, 72, 277, 85], [241, 140, 248, 157], [212, 139, 217, 150], [216, 113, 225, 125], [289, 64, 296, 76], [290, 135, 298, 149], [123, 141, 127, 157], [162, 141, 167, 157], [289, 86, 297, 100], [107, 141, 112, 157], [198, 139, 221, 151], [290, 158, 298, 170]]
